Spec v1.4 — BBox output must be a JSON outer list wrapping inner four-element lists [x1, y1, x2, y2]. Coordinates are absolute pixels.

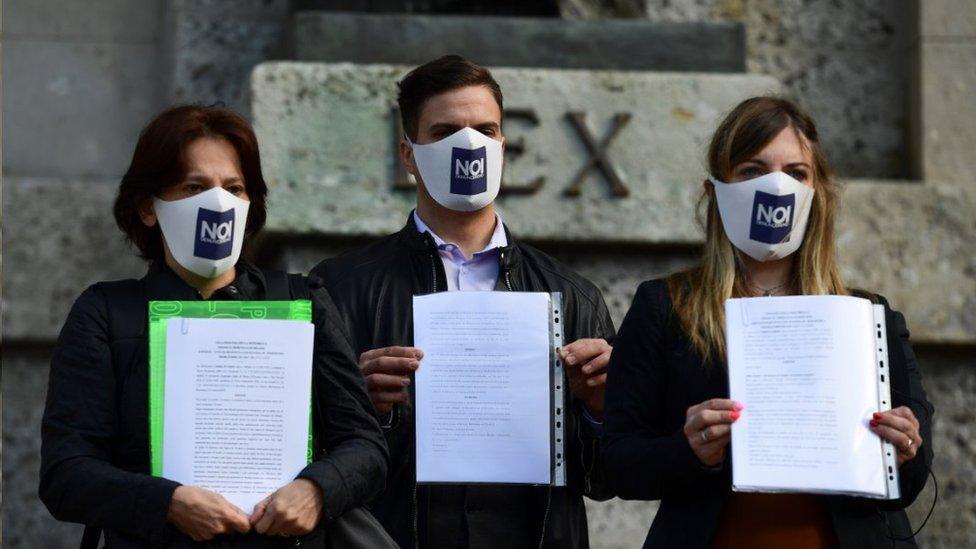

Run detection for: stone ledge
[[292, 12, 746, 72], [251, 62, 780, 243]]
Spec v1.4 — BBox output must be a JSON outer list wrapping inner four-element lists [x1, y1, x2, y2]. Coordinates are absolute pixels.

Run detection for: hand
[[560, 339, 612, 420], [870, 407, 922, 465], [167, 485, 251, 542], [251, 479, 324, 537], [683, 399, 742, 468], [359, 346, 423, 415]]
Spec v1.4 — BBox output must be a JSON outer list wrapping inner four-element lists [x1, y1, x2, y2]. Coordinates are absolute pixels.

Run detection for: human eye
[[737, 166, 765, 179], [183, 182, 205, 196], [788, 169, 808, 182]]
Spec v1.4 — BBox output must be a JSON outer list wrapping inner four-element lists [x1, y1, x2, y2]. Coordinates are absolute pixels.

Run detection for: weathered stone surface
[[1, 178, 146, 341], [292, 12, 745, 72], [836, 182, 976, 344], [640, 0, 917, 179], [1, 41, 163, 178], [251, 62, 779, 244], [2, 351, 84, 549], [3, 0, 163, 42], [921, 42, 976, 186], [921, 0, 976, 38], [908, 347, 976, 549], [164, 0, 290, 113]]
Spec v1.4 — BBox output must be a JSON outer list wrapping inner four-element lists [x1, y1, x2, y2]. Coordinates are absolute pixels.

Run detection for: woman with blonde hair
[[601, 96, 933, 548]]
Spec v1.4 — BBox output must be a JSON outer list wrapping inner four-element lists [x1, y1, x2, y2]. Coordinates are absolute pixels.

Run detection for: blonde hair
[[668, 96, 848, 365]]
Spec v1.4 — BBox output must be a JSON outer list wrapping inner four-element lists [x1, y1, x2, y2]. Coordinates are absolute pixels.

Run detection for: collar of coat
[[142, 259, 269, 301], [393, 212, 522, 270]]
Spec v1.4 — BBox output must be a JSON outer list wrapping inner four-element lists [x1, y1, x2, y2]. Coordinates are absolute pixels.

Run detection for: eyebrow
[[185, 173, 243, 184], [428, 121, 500, 133], [741, 158, 811, 169]]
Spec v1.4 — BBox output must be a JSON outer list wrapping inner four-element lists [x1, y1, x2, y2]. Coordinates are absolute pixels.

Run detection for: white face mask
[[408, 127, 503, 212], [708, 171, 815, 262], [153, 187, 250, 278]]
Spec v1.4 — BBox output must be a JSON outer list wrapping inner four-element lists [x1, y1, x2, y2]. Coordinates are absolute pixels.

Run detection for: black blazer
[[601, 279, 934, 549], [40, 261, 389, 548]]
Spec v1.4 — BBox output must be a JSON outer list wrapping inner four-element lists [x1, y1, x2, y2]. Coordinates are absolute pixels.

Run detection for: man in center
[[311, 55, 615, 548]]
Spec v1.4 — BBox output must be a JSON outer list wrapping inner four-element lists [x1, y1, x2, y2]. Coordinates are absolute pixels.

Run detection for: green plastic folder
[[148, 300, 313, 477]]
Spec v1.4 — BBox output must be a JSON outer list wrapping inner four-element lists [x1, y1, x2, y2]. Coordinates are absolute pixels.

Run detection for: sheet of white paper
[[726, 295, 887, 497], [413, 291, 552, 485], [162, 318, 314, 513]]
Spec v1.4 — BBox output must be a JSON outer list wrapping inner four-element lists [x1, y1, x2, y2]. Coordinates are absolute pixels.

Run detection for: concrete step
[[290, 11, 746, 72]]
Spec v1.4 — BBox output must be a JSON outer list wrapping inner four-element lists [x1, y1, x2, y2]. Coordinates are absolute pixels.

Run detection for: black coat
[[601, 280, 935, 548], [311, 215, 617, 549], [40, 261, 389, 548]]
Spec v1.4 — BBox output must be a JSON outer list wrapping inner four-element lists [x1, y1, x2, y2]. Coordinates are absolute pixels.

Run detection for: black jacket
[[311, 215, 616, 549], [40, 261, 389, 548], [602, 280, 935, 548]]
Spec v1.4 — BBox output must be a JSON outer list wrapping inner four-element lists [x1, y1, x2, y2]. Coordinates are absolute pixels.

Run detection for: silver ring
[[699, 429, 709, 443], [904, 438, 914, 450]]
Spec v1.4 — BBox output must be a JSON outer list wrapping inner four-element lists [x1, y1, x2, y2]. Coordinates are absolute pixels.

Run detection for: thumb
[[250, 496, 271, 525], [227, 504, 252, 534]]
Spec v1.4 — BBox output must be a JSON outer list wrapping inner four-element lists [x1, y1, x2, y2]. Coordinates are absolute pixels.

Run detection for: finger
[[701, 398, 741, 412], [561, 339, 611, 367], [360, 346, 423, 363], [700, 432, 731, 450], [585, 373, 607, 388], [688, 409, 738, 431], [702, 423, 732, 442], [249, 496, 271, 525], [369, 389, 410, 404], [365, 373, 411, 391], [872, 412, 915, 436], [581, 351, 611, 376], [254, 503, 277, 534], [228, 508, 252, 534], [871, 423, 913, 450], [887, 406, 920, 428], [362, 356, 420, 376]]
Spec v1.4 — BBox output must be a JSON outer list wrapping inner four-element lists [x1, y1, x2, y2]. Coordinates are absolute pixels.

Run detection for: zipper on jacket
[[429, 253, 439, 293], [537, 485, 553, 549], [412, 482, 419, 549], [500, 251, 514, 291]]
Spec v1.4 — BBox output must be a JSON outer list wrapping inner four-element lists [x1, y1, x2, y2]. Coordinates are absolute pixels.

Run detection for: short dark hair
[[113, 105, 268, 260], [397, 55, 504, 141]]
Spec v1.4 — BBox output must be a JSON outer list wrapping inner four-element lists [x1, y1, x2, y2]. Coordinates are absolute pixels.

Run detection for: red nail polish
[[870, 420, 879, 427], [730, 411, 740, 421], [734, 402, 744, 411], [873, 412, 881, 420]]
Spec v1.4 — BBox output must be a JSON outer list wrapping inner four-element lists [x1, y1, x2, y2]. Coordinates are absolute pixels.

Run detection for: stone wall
[[2, 1, 974, 548], [571, 0, 919, 180]]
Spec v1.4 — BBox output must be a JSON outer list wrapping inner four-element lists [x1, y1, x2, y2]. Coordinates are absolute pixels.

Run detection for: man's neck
[[415, 196, 498, 259]]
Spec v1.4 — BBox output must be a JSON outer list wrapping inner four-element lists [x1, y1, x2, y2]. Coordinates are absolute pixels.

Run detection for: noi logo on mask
[[749, 191, 795, 244], [450, 146, 487, 195], [194, 208, 235, 260]]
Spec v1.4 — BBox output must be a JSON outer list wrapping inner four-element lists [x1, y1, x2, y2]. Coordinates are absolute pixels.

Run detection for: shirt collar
[[412, 209, 508, 257]]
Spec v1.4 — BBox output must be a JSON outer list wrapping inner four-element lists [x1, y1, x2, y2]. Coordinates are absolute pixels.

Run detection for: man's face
[[401, 85, 505, 187], [414, 85, 503, 145]]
